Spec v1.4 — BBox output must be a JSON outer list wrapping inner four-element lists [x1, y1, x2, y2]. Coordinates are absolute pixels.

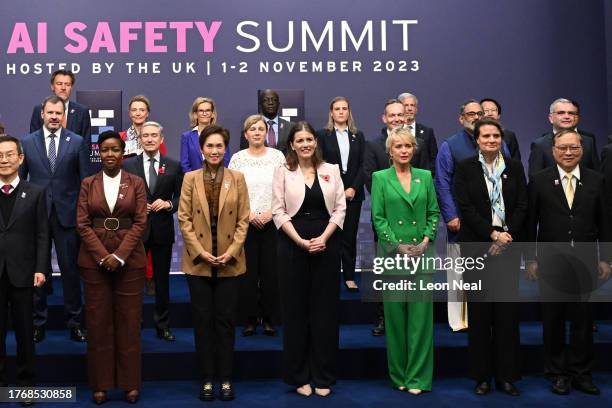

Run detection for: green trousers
[[383, 300, 433, 390]]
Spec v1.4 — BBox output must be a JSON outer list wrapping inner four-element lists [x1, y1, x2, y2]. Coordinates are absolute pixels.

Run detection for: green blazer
[[371, 167, 440, 273]]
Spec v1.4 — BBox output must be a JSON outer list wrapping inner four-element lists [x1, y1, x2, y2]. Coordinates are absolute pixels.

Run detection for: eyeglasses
[[197, 109, 213, 114], [483, 108, 498, 114], [463, 111, 484, 118], [554, 145, 582, 153], [0, 152, 18, 160], [553, 111, 579, 116]]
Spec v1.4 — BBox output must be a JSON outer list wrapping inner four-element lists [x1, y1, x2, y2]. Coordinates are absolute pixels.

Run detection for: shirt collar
[[43, 126, 62, 137], [144, 151, 161, 163], [557, 164, 580, 181], [103, 170, 122, 181], [2, 175, 20, 189]]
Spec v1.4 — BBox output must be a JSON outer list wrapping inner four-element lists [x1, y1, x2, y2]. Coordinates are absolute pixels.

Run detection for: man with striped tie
[[20, 95, 90, 344]]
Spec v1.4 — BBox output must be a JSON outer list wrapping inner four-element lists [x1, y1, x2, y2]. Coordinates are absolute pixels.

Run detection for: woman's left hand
[[308, 236, 327, 254], [214, 253, 233, 266], [101, 254, 121, 272]]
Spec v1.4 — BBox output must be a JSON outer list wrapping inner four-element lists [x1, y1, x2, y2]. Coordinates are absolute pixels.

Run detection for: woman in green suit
[[370, 127, 440, 394]]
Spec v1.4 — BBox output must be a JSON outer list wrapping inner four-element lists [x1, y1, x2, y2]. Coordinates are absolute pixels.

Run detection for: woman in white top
[[229, 115, 285, 336]]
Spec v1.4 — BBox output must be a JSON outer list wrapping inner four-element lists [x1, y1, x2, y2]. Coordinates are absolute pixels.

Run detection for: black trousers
[[542, 302, 593, 380], [144, 241, 172, 329], [465, 248, 520, 382], [0, 272, 34, 386], [341, 200, 362, 282], [33, 206, 82, 328], [278, 218, 341, 388], [242, 223, 278, 322], [186, 274, 241, 382]]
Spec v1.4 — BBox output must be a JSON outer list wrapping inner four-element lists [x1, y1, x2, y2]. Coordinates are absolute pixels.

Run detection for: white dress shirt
[[142, 152, 160, 188], [335, 128, 350, 173], [43, 126, 63, 155]]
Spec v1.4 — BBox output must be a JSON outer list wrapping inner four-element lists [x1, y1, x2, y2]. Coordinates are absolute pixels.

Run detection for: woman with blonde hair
[[180, 97, 230, 172]]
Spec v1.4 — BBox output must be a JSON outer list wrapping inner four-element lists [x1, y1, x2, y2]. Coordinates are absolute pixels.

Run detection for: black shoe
[[572, 378, 600, 395], [156, 328, 176, 342], [262, 319, 276, 336], [551, 376, 570, 395], [199, 382, 214, 401], [70, 326, 87, 342], [474, 381, 491, 396], [371, 317, 385, 336], [219, 382, 235, 401], [33, 326, 45, 343], [495, 381, 520, 396]]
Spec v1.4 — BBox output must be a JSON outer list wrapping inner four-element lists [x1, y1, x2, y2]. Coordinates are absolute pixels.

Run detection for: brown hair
[[325, 96, 358, 134], [285, 121, 324, 171], [129, 95, 151, 112]]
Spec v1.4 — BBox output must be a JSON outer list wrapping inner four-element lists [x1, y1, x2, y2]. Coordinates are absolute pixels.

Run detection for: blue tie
[[48, 133, 57, 173]]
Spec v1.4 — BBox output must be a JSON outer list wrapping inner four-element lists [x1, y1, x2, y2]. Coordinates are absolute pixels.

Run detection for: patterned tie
[[148, 157, 158, 192], [48, 133, 57, 173], [564, 174, 575, 208], [267, 120, 276, 148], [1, 185, 12, 195]]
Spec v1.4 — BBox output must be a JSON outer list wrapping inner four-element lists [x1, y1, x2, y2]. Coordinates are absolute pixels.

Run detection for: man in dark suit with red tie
[[20, 95, 90, 343], [0, 135, 49, 394], [122, 121, 183, 341], [527, 129, 611, 395]]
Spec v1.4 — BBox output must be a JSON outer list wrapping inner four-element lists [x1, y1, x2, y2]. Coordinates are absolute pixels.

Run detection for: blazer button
[[567, 231, 571, 234], [398, 220, 403, 225], [398, 239, 403, 243], [412, 238, 417, 242], [227, 235, 231, 239], [229, 211, 233, 215], [412, 221, 417, 225], [197, 210, 201, 214], [199, 233, 203, 238]]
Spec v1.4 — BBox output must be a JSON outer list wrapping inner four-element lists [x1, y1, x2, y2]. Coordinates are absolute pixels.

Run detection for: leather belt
[[92, 217, 132, 230]]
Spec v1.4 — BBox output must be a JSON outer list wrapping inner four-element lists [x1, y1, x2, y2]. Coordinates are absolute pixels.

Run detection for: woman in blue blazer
[[180, 97, 230, 171]]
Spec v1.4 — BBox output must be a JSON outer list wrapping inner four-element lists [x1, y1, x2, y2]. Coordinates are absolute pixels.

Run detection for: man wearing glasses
[[435, 100, 510, 332], [480, 98, 521, 160], [528, 98, 599, 180]]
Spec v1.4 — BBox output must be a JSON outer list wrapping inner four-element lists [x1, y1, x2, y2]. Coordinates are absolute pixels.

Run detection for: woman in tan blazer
[[272, 121, 346, 397], [76, 131, 147, 404], [178, 125, 250, 402]]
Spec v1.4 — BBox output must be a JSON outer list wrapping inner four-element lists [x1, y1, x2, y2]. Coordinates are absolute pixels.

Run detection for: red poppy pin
[[320, 174, 330, 182], [159, 165, 166, 175]]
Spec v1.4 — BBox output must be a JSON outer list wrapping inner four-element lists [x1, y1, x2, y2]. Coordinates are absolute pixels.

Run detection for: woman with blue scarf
[[453, 118, 527, 397]]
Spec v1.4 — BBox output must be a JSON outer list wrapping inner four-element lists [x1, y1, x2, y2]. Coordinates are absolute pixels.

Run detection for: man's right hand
[[447, 218, 460, 232]]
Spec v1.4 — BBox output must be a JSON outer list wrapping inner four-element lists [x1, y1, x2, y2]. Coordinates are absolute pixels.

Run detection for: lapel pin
[[119, 193, 124, 199], [415, 178, 421, 183], [554, 179, 559, 185], [21, 192, 26, 198], [502, 174, 507, 179], [70, 109, 75, 114], [224, 182, 230, 189], [66, 136, 70, 142], [420, 129, 424, 134], [578, 181, 582, 186]]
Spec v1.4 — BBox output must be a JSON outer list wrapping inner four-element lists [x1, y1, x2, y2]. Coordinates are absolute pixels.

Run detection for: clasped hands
[[198, 251, 233, 267], [147, 199, 172, 214], [298, 236, 327, 254], [525, 260, 611, 281], [398, 241, 428, 257], [249, 211, 272, 229], [488, 231, 513, 256], [100, 254, 122, 272]]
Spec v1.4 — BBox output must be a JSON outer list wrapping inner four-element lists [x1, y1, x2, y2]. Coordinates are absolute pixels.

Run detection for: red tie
[[2, 185, 12, 195]]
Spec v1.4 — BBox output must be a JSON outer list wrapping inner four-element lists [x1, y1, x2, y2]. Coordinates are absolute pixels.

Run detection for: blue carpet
[[25, 375, 612, 407]]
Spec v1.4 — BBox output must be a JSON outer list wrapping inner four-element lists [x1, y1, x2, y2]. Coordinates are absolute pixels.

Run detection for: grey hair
[[397, 92, 419, 105], [459, 99, 480, 114], [141, 121, 163, 135], [549, 98, 574, 114]]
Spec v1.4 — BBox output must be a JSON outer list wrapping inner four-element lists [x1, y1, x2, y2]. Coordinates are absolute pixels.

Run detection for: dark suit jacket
[[19, 128, 90, 228], [30, 100, 91, 146], [363, 130, 390, 193], [503, 129, 521, 161], [315, 128, 365, 201], [454, 155, 528, 247], [122, 154, 183, 245], [601, 144, 612, 221], [410, 123, 438, 175], [527, 130, 599, 179], [76, 171, 147, 270], [527, 166, 610, 261], [0, 181, 49, 287], [239, 117, 293, 153]]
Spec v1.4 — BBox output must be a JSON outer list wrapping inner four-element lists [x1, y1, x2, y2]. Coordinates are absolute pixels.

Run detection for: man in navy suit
[[29, 69, 91, 147], [123, 121, 183, 342], [20, 95, 89, 343], [0, 135, 48, 396], [398, 92, 438, 174]]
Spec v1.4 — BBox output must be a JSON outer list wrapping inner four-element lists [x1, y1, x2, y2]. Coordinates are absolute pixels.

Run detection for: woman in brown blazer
[[178, 125, 250, 402], [76, 131, 147, 404]]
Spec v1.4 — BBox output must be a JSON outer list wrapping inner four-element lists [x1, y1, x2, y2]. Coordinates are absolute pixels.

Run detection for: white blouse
[[228, 148, 286, 213], [103, 170, 121, 213]]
